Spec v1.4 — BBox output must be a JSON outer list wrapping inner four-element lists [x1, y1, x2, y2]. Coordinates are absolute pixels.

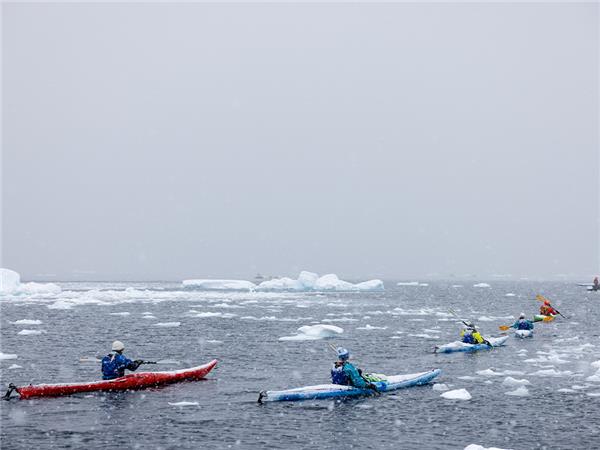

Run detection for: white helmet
[[112, 340, 125, 352], [519, 313, 526, 319]]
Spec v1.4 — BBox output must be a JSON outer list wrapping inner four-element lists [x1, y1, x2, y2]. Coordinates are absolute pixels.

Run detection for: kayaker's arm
[[343, 363, 368, 388]]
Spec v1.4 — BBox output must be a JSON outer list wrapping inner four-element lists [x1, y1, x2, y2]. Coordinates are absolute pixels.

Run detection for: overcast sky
[[1, 2, 598, 281]]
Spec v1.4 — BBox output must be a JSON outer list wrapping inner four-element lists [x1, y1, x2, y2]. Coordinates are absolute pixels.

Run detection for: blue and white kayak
[[514, 329, 533, 338], [434, 336, 508, 353], [258, 369, 441, 402]]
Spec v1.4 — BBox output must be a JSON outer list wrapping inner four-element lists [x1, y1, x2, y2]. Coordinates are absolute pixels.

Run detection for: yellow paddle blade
[[543, 315, 555, 322], [499, 325, 510, 331]]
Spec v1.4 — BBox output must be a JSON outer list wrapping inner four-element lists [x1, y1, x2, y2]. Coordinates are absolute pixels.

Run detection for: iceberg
[[1, 268, 61, 295], [1, 268, 21, 293], [505, 386, 530, 397], [182, 279, 256, 291], [182, 271, 384, 292], [473, 283, 491, 288], [441, 388, 472, 400], [279, 324, 343, 341]]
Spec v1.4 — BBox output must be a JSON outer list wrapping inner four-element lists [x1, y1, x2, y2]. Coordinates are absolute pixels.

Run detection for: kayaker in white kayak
[[460, 323, 493, 347], [510, 313, 534, 331], [101, 341, 144, 380], [330, 347, 379, 393]]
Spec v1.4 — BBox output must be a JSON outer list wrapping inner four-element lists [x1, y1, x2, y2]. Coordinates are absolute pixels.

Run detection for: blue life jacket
[[101, 353, 137, 380], [331, 365, 349, 385], [462, 332, 477, 344], [516, 319, 534, 330]]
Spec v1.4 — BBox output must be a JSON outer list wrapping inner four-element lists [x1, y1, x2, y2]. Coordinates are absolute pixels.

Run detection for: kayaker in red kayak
[[101, 341, 143, 380], [539, 300, 558, 316]]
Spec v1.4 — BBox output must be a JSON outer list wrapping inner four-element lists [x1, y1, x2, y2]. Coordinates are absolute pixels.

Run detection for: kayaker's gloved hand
[[134, 360, 144, 368], [367, 383, 380, 395]]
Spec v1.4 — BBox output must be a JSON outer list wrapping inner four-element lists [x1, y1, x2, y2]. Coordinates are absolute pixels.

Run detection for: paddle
[[499, 315, 553, 331], [535, 294, 568, 319]]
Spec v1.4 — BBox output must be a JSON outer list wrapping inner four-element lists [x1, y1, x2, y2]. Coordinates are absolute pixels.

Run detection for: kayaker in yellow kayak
[[101, 341, 143, 380]]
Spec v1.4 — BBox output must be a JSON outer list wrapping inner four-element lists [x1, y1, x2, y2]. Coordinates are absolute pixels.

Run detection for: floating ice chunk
[[8, 364, 22, 369], [279, 324, 343, 341], [0, 268, 20, 293], [591, 361, 600, 369], [19, 282, 61, 295], [441, 388, 471, 400], [193, 312, 237, 319], [502, 377, 531, 387], [397, 281, 420, 286], [168, 401, 199, 407], [452, 285, 463, 288], [321, 318, 358, 323], [457, 376, 477, 381], [353, 279, 385, 291], [557, 388, 577, 393], [357, 324, 388, 330], [409, 333, 438, 339], [473, 283, 491, 288], [182, 279, 256, 291], [432, 383, 449, 391], [314, 274, 383, 291], [476, 369, 504, 377], [530, 368, 573, 377], [154, 322, 181, 327], [11, 319, 42, 325], [18, 329, 46, 336], [505, 386, 530, 397], [586, 392, 600, 397], [142, 315, 157, 320], [110, 312, 131, 316], [505, 293, 516, 297], [586, 370, 600, 382], [0, 352, 18, 360]]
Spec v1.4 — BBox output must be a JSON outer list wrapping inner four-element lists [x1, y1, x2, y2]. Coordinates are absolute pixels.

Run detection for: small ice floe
[[204, 340, 223, 344], [557, 388, 577, 393], [502, 377, 531, 387], [397, 281, 420, 286], [142, 315, 157, 320], [505, 386, 530, 397], [452, 285, 463, 288], [476, 369, 504, 377], [464, 445, 511, 450], [110, 312, 131, 316], [457, 376, 477, 381], [8, 364, 22, 369], [0, 352, 18, 360], [192, 312, 237, 319], [168, 401, 199, 407], [432, 383, 449, 392], [357, 324, 388, 330], [210, 303, 244, 309], [10, 319, 43, 325], [279, 324, 343, 341], [17, 329, 46, 336], [586, 371, 600, 382], [591, 361, 600, 369], [529, 368, 573, 377], [441, 388, 471, 400], [586, 392, 600, 397], [154, 322, 181, 327], [473, 283, 491, 288], [321, 318, 358, 323], [505, 293, 516, 297]]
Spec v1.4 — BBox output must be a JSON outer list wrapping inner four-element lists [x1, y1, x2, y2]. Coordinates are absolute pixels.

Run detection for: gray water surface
[[1, 281, 599, 449]]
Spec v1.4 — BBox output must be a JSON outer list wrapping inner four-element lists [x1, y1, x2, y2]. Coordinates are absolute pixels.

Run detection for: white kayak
[[258, 369, 441, 402], [434, 336, 508, 353], [514, 329, 533, 338]]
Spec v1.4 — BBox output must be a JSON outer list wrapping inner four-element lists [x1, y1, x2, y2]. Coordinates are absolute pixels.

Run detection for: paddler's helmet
[[544, 300, 550, 305], [336, 347, 350, 361], [519, 313, 525, 319], [112, 340, 125, 352]]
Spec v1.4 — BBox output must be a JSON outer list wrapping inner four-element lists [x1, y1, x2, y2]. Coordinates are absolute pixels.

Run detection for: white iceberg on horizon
[[279, 324, 343, 341], [183, 271, 384, 292], [1, 268, 61, 295]]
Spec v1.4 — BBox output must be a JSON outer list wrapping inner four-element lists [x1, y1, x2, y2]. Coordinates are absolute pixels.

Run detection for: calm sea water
[[1, 281, 599, 449]]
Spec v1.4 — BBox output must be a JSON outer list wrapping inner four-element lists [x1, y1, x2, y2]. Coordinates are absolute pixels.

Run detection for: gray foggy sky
[[1, 2, 598, 281]]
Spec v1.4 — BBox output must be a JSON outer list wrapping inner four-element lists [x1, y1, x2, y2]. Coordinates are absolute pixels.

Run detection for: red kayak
[[5, 359, 217, 400]]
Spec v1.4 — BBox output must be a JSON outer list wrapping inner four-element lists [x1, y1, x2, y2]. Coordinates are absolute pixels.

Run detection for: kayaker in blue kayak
[[331, 347, 379, 393], [510, 313, 534, 330], [460, 323, 485, 344], [101, 341, 143, 380]]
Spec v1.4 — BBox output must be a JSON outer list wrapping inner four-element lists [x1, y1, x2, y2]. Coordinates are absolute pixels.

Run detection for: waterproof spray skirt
[[434, 336, 508, 354], [6, 360, 217, 399], [258, 369, 441, 402]]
